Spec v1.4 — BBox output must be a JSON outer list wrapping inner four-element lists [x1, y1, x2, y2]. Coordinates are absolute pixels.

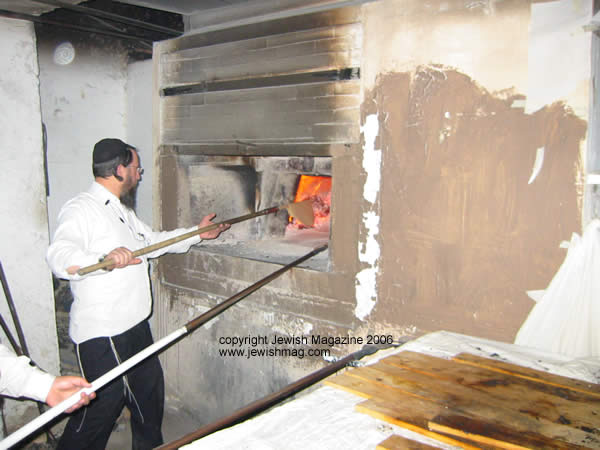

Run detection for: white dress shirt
[[47, 182, 201, 343], [0, 344, 54, 402]]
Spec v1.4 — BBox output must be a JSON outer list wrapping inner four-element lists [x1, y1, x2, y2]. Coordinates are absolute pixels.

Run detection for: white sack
[[515, 219, 600, 358]]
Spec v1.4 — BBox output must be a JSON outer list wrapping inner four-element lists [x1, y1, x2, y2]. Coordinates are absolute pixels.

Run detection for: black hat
[[93, 138, 130, 164]]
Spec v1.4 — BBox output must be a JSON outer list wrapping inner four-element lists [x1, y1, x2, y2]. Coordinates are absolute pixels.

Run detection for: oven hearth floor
[[197, 229, 330, 271]]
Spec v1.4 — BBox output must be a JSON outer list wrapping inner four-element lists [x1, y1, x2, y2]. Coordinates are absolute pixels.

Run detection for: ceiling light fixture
[[53, 41, 75, 65]]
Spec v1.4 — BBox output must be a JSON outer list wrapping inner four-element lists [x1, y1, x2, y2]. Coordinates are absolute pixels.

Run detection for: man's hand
[[102, 247, 143, 270], [66, 266, 80, 275], [46, 376, 96, 412], [198, 213, 230, 240], [65, 246, 141, 275]]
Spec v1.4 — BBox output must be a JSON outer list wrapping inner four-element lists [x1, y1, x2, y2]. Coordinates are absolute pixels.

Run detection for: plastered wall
[[0, 17, 59, 432], [358, 0, 591, 340], [37, 32, 129, 238], [0, 11, 155, 439]]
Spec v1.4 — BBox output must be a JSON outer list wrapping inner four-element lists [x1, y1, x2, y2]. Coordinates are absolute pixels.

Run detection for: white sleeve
[[0, 344, 55, 403], [46, 201, 105, 281]]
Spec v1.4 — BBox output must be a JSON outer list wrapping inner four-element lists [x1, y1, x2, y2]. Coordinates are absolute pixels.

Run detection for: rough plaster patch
[[360, 114, 382, 204], [358, 211, 381, 265], [262, 311, 275, 327], [355, 267, 378, 321], [303, 322, 313, 335], [355, 114, 382, 321], [272, 316, 313, 337]]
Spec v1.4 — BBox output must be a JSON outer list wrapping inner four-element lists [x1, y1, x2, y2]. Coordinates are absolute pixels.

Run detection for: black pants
[[57, 321, 164, 450]]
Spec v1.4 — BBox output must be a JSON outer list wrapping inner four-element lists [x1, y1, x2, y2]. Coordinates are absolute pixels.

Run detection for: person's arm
[[0, 344, 94, 412], [132, 212, 230, 260], [46, 202, 106, 280], [0, 344, 54, 402]]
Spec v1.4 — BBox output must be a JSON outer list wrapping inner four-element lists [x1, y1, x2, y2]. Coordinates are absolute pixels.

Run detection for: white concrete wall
[[37, 32, 157, 355], [0, 13, 155, 436], [127, 59, 154, 226], [38, 39, 129, 237], [0, 17, 59, 430], [39, 40, 154, 237]]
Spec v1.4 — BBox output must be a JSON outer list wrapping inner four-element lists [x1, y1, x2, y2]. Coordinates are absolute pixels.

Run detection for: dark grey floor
[[106, 401, 200, 449]]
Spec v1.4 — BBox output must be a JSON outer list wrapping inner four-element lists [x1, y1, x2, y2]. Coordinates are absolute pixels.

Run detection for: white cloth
[[47, 182, 201, 343], [515, 219, 600, 358], [0, 344, 54, 402]]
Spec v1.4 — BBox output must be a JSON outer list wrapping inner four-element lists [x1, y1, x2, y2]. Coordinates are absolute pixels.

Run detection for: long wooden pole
[[77, 200, 314, 276], [78, 206, 279, 275], [0, 245, 327, 450]]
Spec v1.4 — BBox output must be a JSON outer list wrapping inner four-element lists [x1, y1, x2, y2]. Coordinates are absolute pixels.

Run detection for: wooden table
[[324, 351, 600, 449]]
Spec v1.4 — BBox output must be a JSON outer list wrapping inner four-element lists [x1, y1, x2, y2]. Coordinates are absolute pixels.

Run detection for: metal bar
[[87, 14, 129, 33], [0, 246, 326, 449], [185, 245, 328, 333], [161, 68, 361, 97], [0, 262, 56, 444], [0, 312, 22, 356], [157, 344, 380, 449], [29, 0, 181, 36], [0, 9, 153, 43], [0, 262, 29, 357]]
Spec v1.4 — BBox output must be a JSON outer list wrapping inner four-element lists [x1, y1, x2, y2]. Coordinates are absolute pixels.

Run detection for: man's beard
[[120, 184, 138, 211]]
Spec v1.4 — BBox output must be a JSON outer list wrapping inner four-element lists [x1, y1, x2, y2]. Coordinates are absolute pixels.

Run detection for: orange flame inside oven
[[289, 175, 331, 229]]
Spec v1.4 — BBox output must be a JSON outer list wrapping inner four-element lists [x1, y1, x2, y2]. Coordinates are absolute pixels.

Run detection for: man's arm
[[65, 246, 143, 274], [47, 202, 105, 280], [0, 344, 94, 412], [131, 212, 230, 260]]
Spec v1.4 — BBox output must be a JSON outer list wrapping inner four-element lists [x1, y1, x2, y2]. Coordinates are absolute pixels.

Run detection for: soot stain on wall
[[365, 67, 587, 341]]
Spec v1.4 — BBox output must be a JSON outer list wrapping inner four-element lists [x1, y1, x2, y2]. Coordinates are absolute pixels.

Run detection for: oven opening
[[288, 175, 331, 232], [283, 175, 331, 264], [188, 156, 332, 271]]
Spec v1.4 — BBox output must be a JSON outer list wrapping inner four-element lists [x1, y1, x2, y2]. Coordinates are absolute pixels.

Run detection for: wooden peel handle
[[76, 206, 279, 276]]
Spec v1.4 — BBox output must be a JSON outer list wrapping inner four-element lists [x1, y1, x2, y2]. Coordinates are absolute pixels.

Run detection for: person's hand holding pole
[[46, 376, 96, 413]]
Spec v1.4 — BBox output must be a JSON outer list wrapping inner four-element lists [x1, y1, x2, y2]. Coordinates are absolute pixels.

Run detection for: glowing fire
[[289, 175, 331, 229]]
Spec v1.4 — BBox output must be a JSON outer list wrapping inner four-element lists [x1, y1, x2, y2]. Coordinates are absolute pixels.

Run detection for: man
[[0, 343, 94, 412], [46, 138, 228, 450]]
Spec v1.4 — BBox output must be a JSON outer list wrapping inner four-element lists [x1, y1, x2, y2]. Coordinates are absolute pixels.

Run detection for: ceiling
[[0, 0, 258, 54], [114, 1, 253, 15], [0, 0, 253, 16]]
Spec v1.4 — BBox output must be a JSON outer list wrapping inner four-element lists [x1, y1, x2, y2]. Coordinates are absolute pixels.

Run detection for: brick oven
[[150, 0, 587, 427], [152, 6, 365, 421]]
